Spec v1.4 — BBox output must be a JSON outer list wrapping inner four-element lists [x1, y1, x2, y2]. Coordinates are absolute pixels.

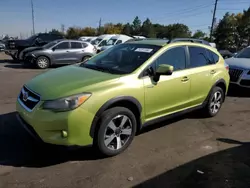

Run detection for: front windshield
[[80, 43, 161, 74], [43, 41, 60, 49], [86, 38, 92, 42], [107, 39, 117, 46], [91, 38, 102, 45], [235, 48, 250, 58]]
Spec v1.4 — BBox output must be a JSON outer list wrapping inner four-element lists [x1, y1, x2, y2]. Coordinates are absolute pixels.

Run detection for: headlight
[[42, 93, 91, 112]]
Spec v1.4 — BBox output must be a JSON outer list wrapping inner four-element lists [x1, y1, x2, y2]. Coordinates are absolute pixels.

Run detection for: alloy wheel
[[104, 115, 133, 150], [210, 91, 222, 114], [37, 58, 48, 68]]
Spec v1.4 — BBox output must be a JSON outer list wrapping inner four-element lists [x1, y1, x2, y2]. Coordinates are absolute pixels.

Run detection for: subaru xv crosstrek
[[16, 39, 230, 156]]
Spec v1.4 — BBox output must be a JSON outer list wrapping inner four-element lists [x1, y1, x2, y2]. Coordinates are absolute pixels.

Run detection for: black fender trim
[[89, 96, 142, 138], [203, 78, 227, 105]]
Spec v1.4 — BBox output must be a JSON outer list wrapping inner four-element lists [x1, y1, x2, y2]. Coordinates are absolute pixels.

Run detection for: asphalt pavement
[[1, 52, 250, 188]]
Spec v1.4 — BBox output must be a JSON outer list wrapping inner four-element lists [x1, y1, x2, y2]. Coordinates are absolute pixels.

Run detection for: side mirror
[[52, 47, 56, 51], [153, 64, 174, 82]]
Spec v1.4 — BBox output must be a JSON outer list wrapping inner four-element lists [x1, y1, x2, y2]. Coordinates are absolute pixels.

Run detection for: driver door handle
[[181, 76, 189, 82], [211, 70, 216, 74]]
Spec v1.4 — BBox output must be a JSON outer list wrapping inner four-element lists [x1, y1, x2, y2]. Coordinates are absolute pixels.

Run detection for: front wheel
[[202, 86, 224, 117], [36, 56, 50, 69], [94, 107, 137, 157], [81, 55, 91, 62]]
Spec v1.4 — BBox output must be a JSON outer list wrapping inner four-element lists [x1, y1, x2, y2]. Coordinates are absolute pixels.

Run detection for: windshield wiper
[[80, 64, 116, 74]]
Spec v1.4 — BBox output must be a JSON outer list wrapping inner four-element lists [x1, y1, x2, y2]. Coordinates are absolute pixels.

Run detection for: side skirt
[[141, 103, 206, 128]]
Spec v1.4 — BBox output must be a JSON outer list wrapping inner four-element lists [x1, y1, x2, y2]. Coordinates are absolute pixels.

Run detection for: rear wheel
[[36, 56, 50, 69], [202, 86, 224, 117], [82, 55, 91, 62], [94, 107, 137, 156]]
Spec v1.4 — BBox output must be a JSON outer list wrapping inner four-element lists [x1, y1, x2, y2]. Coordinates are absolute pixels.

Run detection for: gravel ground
[[1, 52, 250, 188]]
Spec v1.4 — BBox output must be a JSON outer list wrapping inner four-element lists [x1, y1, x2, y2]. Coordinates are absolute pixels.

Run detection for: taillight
[[224, 62, 229, 71]]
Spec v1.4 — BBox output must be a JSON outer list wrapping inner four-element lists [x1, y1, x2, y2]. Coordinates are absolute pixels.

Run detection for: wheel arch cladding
[[207, 79, 227, 103], [90, 96, 142, 138]]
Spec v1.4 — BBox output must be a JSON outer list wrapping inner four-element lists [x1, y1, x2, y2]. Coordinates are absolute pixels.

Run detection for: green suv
[[16, 39, 230, 156]]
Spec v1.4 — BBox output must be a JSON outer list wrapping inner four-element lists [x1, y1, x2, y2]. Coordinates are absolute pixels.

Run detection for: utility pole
[[98, 18, 102, 35], [31, 0, 35, 35], [209, 0, 218, 41]]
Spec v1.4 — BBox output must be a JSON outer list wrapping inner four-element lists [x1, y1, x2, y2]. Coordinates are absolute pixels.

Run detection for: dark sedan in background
[[219, 50, 234, 59], [4, 33, 64, 60], [22, 39, 97, 69]]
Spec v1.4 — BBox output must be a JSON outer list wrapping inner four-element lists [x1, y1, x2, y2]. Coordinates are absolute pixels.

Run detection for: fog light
[[61, 130, 68, 138]]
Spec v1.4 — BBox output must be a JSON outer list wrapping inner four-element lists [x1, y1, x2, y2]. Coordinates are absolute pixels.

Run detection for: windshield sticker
[[135, 48, 153, 53]]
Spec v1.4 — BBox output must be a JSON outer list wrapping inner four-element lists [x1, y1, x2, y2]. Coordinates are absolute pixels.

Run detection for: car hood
[[9, 39, 31, 46], [101, 45, 113, 51], [225, 57, 250, 69], [23, 46, 43, 53], [25, 65, 120, 100]]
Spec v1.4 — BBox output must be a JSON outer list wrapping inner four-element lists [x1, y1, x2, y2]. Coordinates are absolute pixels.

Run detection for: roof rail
[[168, 38, 211, 46]]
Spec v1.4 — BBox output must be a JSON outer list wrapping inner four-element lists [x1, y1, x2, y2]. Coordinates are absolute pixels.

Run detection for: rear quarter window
[[207, 49, 219, 64], [188, 46, 211, 68]]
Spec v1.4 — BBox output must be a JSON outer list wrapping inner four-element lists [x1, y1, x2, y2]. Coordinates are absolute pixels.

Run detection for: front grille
[[240, 80, 250, 86], [18, 86, 40, 111], [229, 68, 243, 82], [8, 41, 16, 49]]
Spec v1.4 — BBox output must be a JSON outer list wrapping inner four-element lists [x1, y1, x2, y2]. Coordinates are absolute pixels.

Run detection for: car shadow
[[4, 63, 66, 70], [227, 84, 250, 98], [4, 64, 30, 69], [134, 138, 250, 188], [0, 59, 17, 64], [0, 112, 102, 168]]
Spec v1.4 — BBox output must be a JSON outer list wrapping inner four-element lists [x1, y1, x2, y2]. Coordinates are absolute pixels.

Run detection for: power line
[[210, 0, 218, 41]]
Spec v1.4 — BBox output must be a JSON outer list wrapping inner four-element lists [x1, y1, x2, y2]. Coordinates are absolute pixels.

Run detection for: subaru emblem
[[23, 91, 29, 101]]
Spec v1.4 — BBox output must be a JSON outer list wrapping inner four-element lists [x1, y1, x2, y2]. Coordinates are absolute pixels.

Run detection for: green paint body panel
[[16, 41, 230, 147]]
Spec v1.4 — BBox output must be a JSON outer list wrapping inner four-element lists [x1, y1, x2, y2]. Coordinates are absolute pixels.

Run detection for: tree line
[[49, 7, 250, 51]]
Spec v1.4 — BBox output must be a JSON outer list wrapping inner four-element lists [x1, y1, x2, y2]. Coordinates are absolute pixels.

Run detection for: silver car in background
[[0, 41, 5, 51], [226, 46, 250, 88], [23, 39, 97, 69]]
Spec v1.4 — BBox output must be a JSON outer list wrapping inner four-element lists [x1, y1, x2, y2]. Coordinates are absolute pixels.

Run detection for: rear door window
[[71, 42, 83, 49], [188, 46, 211, 68], [55, 42, 69, 49]]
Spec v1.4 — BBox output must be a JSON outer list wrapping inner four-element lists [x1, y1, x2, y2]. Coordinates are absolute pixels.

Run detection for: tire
[[36, 56, 50, 69], [82, 55, 91, 62], [202, 86, 225, 117], [94, 107, 137, 157]]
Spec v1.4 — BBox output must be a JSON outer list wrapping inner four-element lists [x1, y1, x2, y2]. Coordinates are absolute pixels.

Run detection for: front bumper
[[230, 68, 250, 88], [23, 55, 36, 64], [16, 99, 94, 146], [4, 50, 18, 60]]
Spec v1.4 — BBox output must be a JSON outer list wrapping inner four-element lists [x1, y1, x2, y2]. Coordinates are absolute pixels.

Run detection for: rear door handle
[[66, 51, 70, 52], [211, 70, 216, 74], [181, 76, 189, 82]]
